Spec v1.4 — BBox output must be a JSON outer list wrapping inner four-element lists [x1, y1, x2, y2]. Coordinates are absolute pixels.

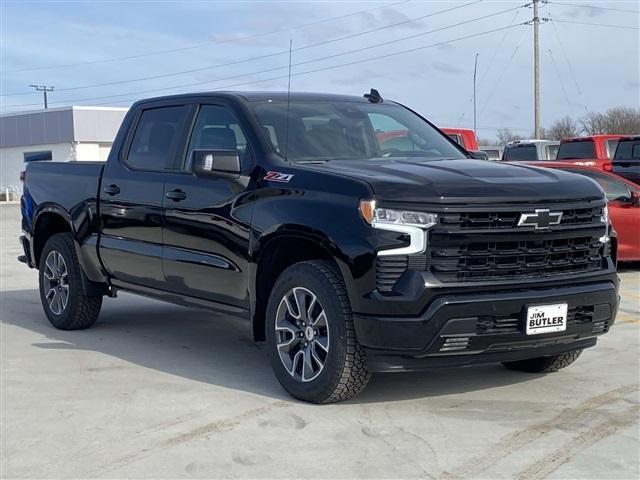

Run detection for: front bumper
[[354, 280, 618, 372]]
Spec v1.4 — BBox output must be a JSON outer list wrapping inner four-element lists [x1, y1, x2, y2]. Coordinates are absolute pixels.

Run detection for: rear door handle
[[166, 189, 187, 201], [103, 184, 120, 196]]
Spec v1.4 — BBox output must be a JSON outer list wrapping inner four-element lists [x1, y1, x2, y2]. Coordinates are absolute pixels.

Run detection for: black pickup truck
[[20, 91, 619, 403]]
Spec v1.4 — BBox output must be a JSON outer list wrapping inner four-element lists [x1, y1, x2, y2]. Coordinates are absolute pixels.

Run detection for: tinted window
[[605, 139, 619, 159], [547, 144, 559, 160], [565, 169, 630, 202], [23, 151, 52, 162], [251, 101, 465, 162], [557, 140, 595, 159], [504, 145, 538, 161], [447, 133, 462, 146], [613, 140, 640, 161], [127, 106, 188, 170], [187, 105, 249, 168]]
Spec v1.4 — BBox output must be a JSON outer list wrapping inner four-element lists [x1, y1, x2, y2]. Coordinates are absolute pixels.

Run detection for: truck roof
[[135, 91, 375, 106], [506, 139, 559, 146], [561, 134, 626, 143]]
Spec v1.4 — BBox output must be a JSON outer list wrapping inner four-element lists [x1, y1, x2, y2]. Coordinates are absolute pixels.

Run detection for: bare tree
[[545, 116, 581, 140], [580, 107, 640, 135], [497, 129, 523, 145], [477, 137, 499, 146]]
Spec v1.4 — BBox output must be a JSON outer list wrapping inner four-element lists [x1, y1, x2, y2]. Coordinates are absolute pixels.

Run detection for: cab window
[[187, 105, 250, 169]]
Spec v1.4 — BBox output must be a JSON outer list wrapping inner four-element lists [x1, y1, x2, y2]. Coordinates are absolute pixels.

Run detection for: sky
[[0, 0, 638, 139]]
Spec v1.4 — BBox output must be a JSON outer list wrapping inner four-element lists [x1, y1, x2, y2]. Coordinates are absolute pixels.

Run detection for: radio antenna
[[284, 39, 292, 162]]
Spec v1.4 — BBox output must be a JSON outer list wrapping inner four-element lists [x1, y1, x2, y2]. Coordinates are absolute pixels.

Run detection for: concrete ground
[[1, 203, 638, 479]]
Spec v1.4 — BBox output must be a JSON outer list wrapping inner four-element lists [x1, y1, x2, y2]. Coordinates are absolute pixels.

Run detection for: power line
[[549, 18, 583, 95], [3, 6, 526, 109], [1, 0, 480, 97], [552, 18, 640, 30], [3, 0, 411, 74], [478, 28, 528, 118], [3, 23, 527, 112], [547, 48, 572, 107], [547, 1, 640, 15]]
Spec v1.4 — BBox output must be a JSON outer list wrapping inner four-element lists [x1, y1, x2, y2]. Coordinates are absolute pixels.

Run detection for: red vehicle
[[528, 161, 640, 261], [556, 135, 626, 172], [441, 127, 479, 150]]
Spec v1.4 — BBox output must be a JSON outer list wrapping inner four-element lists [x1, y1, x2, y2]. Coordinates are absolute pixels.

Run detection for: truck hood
[[307, 158, 604, 204]]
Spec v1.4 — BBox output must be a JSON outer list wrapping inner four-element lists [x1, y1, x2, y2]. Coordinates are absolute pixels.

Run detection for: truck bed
[[22, 161, 104, 232]]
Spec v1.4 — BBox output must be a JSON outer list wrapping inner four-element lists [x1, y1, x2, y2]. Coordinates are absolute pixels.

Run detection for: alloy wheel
[[275, 287, 330, 382], [43, 250, 69, 315]]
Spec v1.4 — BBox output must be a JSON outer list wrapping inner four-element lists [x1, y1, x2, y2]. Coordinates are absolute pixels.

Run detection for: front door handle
[[103, 184, 120, 196], [166, 189, 187, 201]]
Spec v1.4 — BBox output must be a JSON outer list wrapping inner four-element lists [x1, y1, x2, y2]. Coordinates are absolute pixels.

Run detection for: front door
[[99, 103, 191, 289], [161, 103, 255, 308]]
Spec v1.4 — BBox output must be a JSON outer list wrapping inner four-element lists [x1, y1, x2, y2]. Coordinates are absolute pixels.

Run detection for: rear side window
[[447, 133, 462, 146], [557, 140, 595, 159], [127, 106, 188, 170], [504, 145, 538, 161], [546, 144, 559, 160], [613, 141, 640, 161]]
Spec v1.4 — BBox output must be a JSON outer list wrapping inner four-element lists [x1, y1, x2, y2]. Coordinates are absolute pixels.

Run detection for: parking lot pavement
[[1, 203, 638, 479]]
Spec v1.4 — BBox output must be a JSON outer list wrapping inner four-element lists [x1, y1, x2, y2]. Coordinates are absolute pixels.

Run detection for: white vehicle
[[502, 139, 560, 161]]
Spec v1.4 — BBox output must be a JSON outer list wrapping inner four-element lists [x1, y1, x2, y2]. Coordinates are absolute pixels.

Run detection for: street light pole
[[29, 85, 54, 109], [473, 53, 479, 136]]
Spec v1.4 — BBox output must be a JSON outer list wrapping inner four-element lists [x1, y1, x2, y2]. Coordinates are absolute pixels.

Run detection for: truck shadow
[[2, 289, 541, 404]]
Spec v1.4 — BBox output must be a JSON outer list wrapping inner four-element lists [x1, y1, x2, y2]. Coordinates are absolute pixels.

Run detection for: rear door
[[99, 102, 192, 289], [161, 102, 255, 308]]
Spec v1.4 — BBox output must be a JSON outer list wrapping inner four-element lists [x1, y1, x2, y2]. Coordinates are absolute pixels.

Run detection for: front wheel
[[502, 349, 583, 373], [38, 233, 102, 330], [267, 260, 371, 403]]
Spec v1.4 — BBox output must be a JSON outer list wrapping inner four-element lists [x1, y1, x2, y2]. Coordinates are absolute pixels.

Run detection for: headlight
[[359, 200, 437, 228], [359, 200, 437, 256], [601, 202, 609, 225]]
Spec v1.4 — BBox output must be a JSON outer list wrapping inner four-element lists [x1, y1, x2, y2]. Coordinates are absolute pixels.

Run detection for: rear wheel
[[38, 233, 102, 330], [267, 260, 371, 403], [502, 349, 583, 373]]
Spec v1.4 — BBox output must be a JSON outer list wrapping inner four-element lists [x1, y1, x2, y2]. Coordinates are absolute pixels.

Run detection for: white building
[[0, 106, 128, 191]]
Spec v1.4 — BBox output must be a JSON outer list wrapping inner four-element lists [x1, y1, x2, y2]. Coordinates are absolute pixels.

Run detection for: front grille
[[374, 200, 608, 291], [429, 235, 603, 282], [440, 206, 604, 230]]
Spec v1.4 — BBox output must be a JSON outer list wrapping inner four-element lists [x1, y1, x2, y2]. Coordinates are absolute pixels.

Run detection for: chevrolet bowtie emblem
[[517, 209, 563, 229]]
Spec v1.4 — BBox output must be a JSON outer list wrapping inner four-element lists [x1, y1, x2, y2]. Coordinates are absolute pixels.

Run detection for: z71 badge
[[264, 171, 294, 183]]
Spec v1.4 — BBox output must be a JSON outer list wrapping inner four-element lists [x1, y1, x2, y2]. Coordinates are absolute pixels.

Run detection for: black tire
[[266, 260, 371, 403], [502, 349, 583, 373], [38, 233, 102, 330]]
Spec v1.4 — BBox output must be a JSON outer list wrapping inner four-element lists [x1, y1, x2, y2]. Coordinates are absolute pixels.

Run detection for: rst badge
[[264, 171, 294, 183], [517, 209, 563, 230]]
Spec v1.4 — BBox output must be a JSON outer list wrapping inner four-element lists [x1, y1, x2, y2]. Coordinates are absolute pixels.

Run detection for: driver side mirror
[[191, 149, 241, 179], [631, 190, 640, 207]]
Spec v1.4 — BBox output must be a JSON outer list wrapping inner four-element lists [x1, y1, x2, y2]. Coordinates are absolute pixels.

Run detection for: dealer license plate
[[526, 303, 568, 335]]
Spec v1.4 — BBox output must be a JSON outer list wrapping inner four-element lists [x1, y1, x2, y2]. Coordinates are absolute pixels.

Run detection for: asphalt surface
[[1, 203, 638, 479]]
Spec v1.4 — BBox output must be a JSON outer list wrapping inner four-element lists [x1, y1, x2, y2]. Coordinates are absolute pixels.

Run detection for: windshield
[[557, 140, 595, 159], [251, 101, 466, 162]]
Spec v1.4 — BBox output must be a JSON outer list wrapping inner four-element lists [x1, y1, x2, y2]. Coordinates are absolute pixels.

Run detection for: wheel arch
[[250, 226, 354, 342]]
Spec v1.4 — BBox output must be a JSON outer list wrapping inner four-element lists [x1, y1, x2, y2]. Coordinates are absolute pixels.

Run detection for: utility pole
[[29, 85, 54, 109], [473, 53, 479, 136], [533, 0, 541, 139]]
